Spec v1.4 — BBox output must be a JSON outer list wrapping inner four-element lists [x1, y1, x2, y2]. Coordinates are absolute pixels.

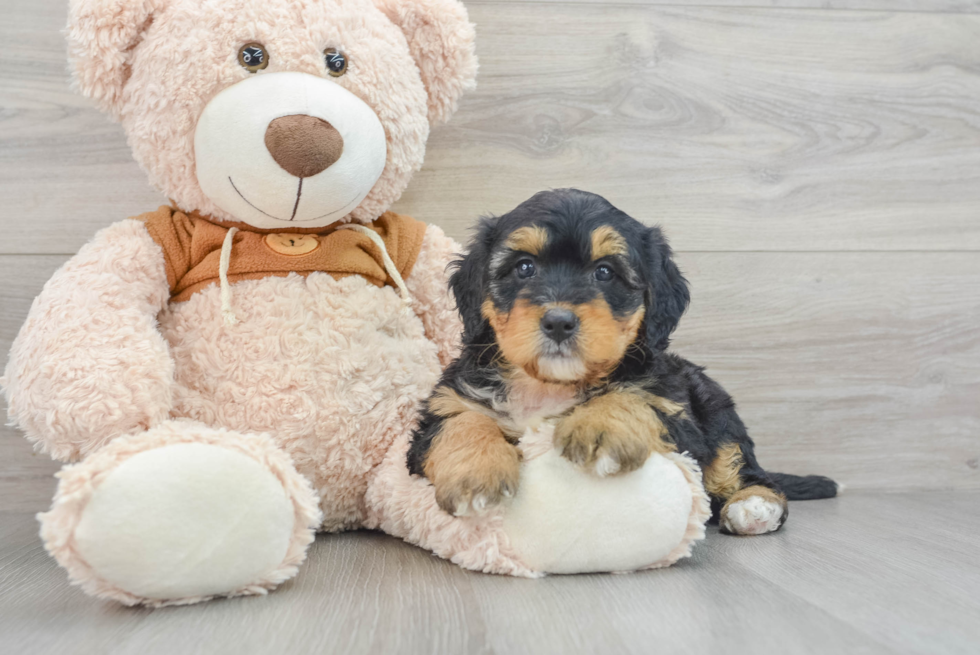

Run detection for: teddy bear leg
[[38, 420, 322, 606], [367, 429, 712, 576]]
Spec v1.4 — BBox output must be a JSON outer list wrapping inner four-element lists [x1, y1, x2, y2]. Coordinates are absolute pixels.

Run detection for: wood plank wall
[[1, 0, 978, 504]]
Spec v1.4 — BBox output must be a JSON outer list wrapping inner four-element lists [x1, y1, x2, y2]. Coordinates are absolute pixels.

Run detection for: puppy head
[[451, 189, 689, 383]]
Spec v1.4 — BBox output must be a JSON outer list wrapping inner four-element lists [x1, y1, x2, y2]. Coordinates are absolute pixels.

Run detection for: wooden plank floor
[[0, 492, 977, 655]]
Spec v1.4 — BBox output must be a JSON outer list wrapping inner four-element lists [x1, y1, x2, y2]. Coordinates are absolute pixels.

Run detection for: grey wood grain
[[1, 493, 978, 655], [671, 251, 980, 492], [0, 475, 57, 513], [2, 252, 977, 493], [0, 425, 60, 484], [3, 1, 980, 253], [395, 4, 980, 250], [716, 492, 980, 655]]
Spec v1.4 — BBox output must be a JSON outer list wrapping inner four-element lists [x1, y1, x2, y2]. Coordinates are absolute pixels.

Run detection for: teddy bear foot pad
[[502, 451, 709, 574], [38, 422, 321, 606]]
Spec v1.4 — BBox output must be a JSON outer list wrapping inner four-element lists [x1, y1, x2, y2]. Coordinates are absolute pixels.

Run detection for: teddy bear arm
[[405, 224, 463, 367], [2, 219, 175, 462]]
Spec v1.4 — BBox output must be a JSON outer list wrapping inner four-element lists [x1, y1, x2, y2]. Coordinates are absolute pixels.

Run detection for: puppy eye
[[324, 48, 348, 77], [238, 43, 269, 73], [516, 259, 536, 279], [594, 264, 615, 281]]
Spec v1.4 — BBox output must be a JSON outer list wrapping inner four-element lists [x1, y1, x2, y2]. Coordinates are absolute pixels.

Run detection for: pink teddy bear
[[3, 0, 479, 605], [4, 0, 709, 606]]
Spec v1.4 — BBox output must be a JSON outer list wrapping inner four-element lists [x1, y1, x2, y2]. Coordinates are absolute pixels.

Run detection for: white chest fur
[[494, 374, 581, 439]]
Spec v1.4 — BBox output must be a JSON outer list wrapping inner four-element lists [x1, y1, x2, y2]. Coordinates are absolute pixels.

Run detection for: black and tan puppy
[[408, 189, 836, 535]]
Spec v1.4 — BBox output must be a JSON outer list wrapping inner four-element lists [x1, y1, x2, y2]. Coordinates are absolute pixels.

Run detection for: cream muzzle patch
[[194, 71, 387, 230]]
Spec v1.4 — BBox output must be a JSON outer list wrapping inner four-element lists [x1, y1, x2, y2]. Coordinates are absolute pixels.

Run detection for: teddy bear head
[[68, 0, 477, 229]]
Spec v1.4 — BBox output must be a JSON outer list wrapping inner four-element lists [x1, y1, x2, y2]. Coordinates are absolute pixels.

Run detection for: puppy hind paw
[[721, 494, 785, 535]]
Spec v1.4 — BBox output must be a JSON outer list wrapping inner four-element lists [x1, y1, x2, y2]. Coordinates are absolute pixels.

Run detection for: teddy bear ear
[[374, 0, 478, 125], [67, 0, 165, 116]]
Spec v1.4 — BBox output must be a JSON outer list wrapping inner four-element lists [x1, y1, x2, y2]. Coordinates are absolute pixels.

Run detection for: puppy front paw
[[431, 467, 519, 517], [554, 391, 672, 477], [554, 418, 650, 477], [424, 413, 522, 517], [429, 452, 521, 517]]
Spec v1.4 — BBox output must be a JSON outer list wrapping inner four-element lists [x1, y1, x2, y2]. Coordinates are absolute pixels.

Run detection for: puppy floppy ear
[[374, 0, 478, 124], [448, 217, 496, 341], [642, 226, 690, 351], [67, 0, 167, 117]]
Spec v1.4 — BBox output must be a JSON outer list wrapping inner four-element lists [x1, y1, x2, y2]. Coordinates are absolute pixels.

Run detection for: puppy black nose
[[541, 308, 579, 344]]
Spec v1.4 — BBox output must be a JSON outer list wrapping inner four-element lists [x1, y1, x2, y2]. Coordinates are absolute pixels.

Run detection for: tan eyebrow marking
[[505, 225, 549, 255], [591, 225, 628, 260]]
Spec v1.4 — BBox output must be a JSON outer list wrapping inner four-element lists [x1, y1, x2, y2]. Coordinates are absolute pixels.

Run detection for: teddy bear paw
[[71, 443, 296, 603], [40, 424, 321, 606]]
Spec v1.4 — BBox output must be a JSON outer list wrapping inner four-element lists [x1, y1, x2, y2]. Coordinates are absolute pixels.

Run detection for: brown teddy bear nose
[[264, 114, 344, 178]]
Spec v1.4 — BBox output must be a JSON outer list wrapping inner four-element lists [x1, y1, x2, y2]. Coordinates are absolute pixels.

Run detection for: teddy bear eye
[[238, 43, 269, 73], [324, 48, 348, 77]]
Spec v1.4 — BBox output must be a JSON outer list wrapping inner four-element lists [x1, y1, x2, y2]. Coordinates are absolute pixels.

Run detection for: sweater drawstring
[[337, 224, 412, 304], [219, 227, 239, 326]]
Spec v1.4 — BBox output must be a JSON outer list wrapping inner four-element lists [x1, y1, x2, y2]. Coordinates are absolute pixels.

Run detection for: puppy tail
[[769, 472, 838, 500]]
